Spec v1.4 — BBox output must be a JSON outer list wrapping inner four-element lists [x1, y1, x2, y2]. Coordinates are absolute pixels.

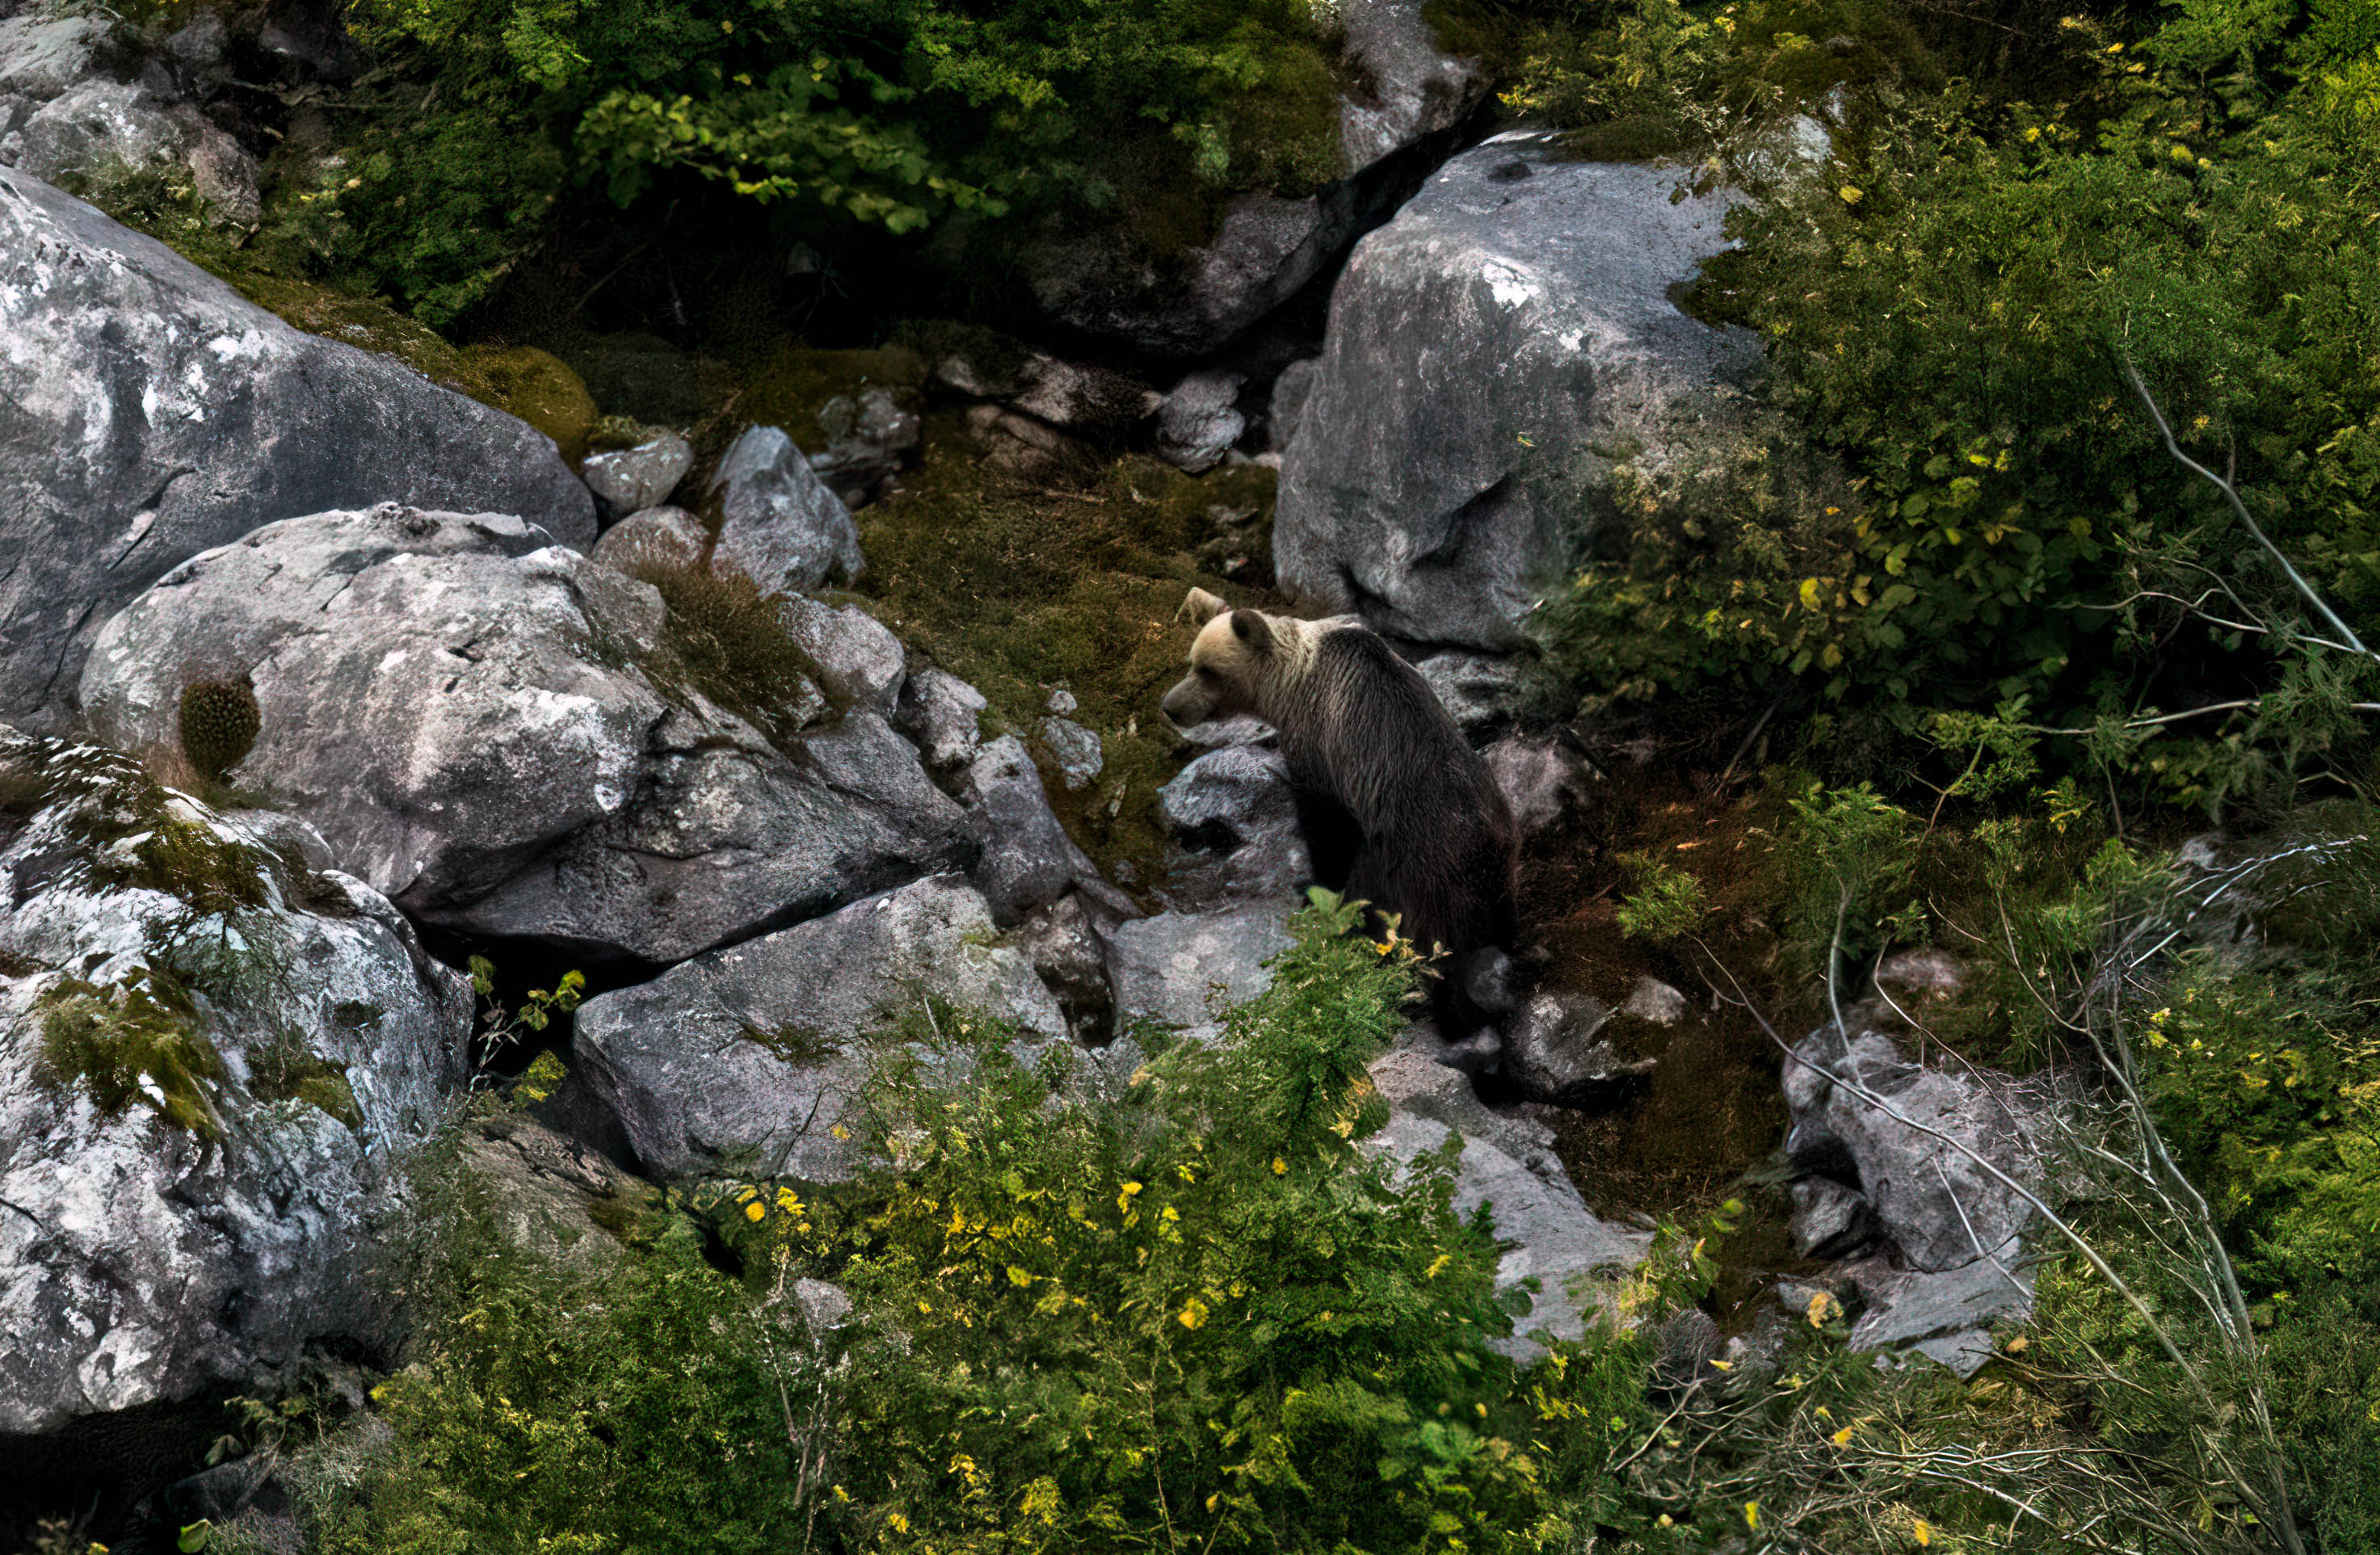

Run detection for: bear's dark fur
[[1159, 591, 1519, 1034]]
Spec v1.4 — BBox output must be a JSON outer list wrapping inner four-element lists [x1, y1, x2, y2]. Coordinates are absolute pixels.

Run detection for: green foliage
[[813, 891, 1586, 1552], [179, 680, 261, 784], [1525, 0, 2380, 816], [310, 1136, 822, 1555], [243, 1026, 364, 1128], [299, 0, 1348, 319], [1613, 851, 1709, 942], [36, 968, 226, 1137], [464, 957, 585, 1077], [1781, 780, 1920, 986]]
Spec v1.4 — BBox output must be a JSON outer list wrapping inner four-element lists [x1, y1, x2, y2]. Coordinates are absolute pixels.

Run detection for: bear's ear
[[1227, 610, 1274, 654]]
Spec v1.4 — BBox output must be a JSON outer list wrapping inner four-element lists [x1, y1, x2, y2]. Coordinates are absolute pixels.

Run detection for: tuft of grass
[[37, 969, 227, 1137], [245, 1026, 365, 1129], [179, 679, 261, 783], [627, 561, 831, 747]]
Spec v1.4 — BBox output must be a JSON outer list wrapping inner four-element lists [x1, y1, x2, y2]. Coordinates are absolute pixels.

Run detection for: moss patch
[[727, 342, 927, 452], [629, 561, 833, 747], [856, 418, 1279, 889], [37, 969, 226, 1137], [245, 1026, 365, 1129], [742, 1022, 838, 1067]]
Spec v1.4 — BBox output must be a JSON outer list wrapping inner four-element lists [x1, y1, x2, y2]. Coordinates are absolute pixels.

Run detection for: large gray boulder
[[1365, 1032, 1646, 1360], [1337, 0, 1485, 174], [1154, 744, 1312, 913], [0, 13, 110, 102], [1106, 906, 1293, 1044], [958, 734, 1104, 929], [1782, 1023, 2070, 1273], [439, 708, 973, 965], [0, 729, 471, 1435], [573, 875, 1065, 1181], [1274, 132, 1766, 650], [78, 506, 972, 965], [0, 170, 595, 730]]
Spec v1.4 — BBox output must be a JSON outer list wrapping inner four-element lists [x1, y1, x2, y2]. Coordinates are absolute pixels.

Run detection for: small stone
[[776, 594, 905, 716], [1268, 358, 1321, 452], [1503, 990, 1656, 1104], [1788, 1175, 1878, 1259], [582, 431, 694, 518], [1011, 890, 1121, 1043], [809, 388, 920, 508], [961, 735, 1099, 927], [1154, 744, 1310, 913], [1156, 370, 1247, 473], [1621, 976, 1688, 1027], [1173, 713, 1276, 752], [591, 505, 707, 574], [894, 666, 988, 771], [1419, 653, 1527, 738], [711, 424, 865, 594], [1483, 733, 1596, 838], [1040, 716, 1104, 790], [1045, 687, 1078, 716]]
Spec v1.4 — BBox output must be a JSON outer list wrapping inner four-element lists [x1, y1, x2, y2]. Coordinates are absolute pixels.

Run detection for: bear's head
[[1161, 591, 1277, 729]]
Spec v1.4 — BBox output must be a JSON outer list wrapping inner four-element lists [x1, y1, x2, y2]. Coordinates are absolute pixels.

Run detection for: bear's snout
[[1159, 676, 1207, 729]]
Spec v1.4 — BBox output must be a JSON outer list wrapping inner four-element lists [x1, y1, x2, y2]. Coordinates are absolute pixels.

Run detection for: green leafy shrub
[[808, 891, 1582, 1552], [1528, 0, 2380, 815], [179, 680, 261, 783], [297, 0, 1349, 321], [1613, 851, 1708, 942], [309, 1130, 822, 1555]]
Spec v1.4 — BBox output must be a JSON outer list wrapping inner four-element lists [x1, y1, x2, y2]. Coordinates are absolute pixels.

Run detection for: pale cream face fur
[[1158, 590, 1327, 729]]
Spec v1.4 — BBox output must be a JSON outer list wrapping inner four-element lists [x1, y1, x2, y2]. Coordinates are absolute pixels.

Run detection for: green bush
[[296, 0, 1349, 321], [809, 892, 1583, 1553], [310, 1134, 822, 1555], [179, 679, 261, 782], [1530, 0, 2380, 814]]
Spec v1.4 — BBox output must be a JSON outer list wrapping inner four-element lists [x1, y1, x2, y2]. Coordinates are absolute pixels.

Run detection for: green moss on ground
[[856, 416, 1279, 888]]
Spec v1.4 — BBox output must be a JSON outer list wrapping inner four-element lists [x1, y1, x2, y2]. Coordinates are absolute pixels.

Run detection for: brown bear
[[1159, 587, 1519, 1034]]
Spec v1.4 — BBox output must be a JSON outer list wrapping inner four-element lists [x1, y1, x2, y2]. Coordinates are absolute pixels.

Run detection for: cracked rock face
[[1274, 132, 1772, 650], [78, 506, 972, 965], [572, 874, 1066, 1182], [0, 729, 471, 1436], [0, 170, 595, 730]]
